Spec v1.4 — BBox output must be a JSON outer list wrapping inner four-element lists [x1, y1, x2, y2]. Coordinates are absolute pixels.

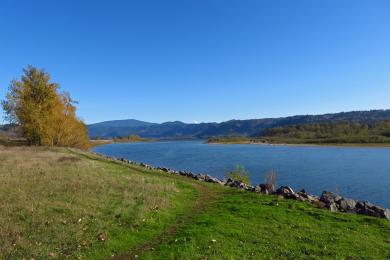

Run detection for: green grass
[[141, 189, 390, 259], [0, 146, 198, 259], [1, 146, 390, 259]]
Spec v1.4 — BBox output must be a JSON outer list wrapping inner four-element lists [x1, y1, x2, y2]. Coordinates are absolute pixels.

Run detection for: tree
[[1, 65, 89, 148]]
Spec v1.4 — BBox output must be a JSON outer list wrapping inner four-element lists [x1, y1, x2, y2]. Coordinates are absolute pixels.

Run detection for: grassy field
[[0, 146, 197, 259], [142, 189, 390, 259], [1, 146, 390, 259]]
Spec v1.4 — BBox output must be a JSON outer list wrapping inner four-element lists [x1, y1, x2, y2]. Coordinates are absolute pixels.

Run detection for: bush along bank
[[91, 151, 390, 220]]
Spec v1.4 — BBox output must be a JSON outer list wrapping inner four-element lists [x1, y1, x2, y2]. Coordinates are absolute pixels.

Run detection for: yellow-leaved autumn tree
[[1, 65, 89, 148]]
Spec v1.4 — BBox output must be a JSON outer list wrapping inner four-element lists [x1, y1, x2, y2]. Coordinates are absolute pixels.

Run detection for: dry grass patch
[[0, 146, 191, 259]]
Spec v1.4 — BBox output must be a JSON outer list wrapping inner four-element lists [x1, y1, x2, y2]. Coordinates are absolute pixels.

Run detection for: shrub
[[225, 165, 251, 185], [265, 170, 277, 192]]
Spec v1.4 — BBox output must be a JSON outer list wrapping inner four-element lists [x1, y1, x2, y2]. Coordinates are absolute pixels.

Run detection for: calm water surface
[[93, 141, 390, 208]]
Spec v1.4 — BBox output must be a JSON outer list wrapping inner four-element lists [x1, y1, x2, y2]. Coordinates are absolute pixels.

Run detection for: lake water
[[93, 141, 390, 208]]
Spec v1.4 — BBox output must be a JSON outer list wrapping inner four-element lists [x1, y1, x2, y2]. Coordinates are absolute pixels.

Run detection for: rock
[[306, 194, 320, 204], [276, 186, 294, 194], [225, 179, 249, 190], [296, 190, 320, 204], [256, 183, 275, 195], [276, 186, 298, 200], [296, 190, 308, 200], [244, 185, 255, 192], [179, 171, 190, 177], [237, 182, 248, 189], [313, 200, 327, 209], [329, 202, 338, 213], [356, 201, 390, 219], [320, 191, 342, 204], [195, 174, 206, 181], [385, 209, 390, 220], [194, 174, 204, 180], [254, 185, 262, 193], [204, 175, 224, 185], [338, 198, 357, 212], [225, 178, 234, 187]]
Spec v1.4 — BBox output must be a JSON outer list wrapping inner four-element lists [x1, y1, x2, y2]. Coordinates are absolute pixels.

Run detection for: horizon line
[[86, 108, 390, 125]]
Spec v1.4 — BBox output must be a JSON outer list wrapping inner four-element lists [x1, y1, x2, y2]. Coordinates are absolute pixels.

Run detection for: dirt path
[[70, 149, 221, 260], [112, 181, 218, 260]]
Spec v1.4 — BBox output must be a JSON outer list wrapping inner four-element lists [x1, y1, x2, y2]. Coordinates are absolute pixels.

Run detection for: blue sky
[[1, 0, 389, 124]]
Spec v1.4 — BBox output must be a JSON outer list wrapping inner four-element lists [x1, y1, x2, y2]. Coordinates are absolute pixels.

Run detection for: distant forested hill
[[261, 121, 390, 144], [88, 119, 156, 138], [87, 109, 390, 139]]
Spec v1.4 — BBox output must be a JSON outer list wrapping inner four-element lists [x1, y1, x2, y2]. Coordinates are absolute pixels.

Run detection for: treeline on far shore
[[207, 121, 390, 145], [89, 134, 153, 145]]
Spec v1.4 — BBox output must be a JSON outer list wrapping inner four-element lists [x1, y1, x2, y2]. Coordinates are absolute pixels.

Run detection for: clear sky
[[1, 0, 389, 124]]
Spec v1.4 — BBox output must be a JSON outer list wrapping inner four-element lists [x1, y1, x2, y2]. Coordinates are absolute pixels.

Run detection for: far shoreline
[[206, 141, 390, 148], [90, 138, 390, 149]]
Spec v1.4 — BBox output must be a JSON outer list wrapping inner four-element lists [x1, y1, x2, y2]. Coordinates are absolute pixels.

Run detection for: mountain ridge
[[87, 109, 390, 139]]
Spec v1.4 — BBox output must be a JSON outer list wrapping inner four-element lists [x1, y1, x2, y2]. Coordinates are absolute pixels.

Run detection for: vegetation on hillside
[[1, 66, 88, 148], [113, 134, 152, 143], [207, 121, 390, 145], [87, 109, 390, 139], [207, 136, 256, 144], [261, 121, 390, 144]]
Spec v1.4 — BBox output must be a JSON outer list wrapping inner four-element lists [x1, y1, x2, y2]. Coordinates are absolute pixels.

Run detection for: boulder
[[276, 186, 297, 199], [254, 185, 262, 193], [181, 171, 194, 178], [338, 198, 357, 212], [244, 185, 255, 192], [356, 201, 390, 219], [296, 190, 320, 203], [320, 191, 342, 204], [160, 167, 169, 172], [329, 202, 338, 213], [225, 178, 236, 187], [276, 186, 294, 194], [204, 175, 224, 185], [225, 179, 249, 190], [256, 183, 275, 195], [386, 209, 390, 220], [179, 171, 193, 177], [195, 174, 207, 181], [306, 194, 320, 204]]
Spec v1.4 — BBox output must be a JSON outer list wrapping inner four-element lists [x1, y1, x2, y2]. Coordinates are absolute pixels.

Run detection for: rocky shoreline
[[92, 152, 390, 220]]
